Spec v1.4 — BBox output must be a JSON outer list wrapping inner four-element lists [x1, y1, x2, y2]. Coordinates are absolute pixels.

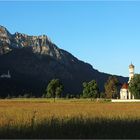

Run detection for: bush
[[42, 94, 46, 98], [23, 94, 30, 98], [100, 92, 106, 98], [5, 94, 11, 99]]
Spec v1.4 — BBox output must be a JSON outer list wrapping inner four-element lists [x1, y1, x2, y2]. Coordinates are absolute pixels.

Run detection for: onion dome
[[129, 63, 134, 69]]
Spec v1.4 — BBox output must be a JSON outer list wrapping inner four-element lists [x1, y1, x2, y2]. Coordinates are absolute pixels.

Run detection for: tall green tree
[[104, 76, 119, 99], [45, 79, 63, 102], [129, 74, 140, 99], [83, 80, 99, 99]]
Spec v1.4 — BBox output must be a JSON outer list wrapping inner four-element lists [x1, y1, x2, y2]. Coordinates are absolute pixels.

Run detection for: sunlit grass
[[0, 98, 140, 138]]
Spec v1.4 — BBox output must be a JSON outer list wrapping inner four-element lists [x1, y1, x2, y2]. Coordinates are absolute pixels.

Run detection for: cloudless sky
[[0, 1, 140, 77]]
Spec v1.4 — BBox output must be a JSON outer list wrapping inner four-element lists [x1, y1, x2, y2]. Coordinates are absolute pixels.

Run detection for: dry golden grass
[[0, 98, 140, 127], [1, 98, 140, 138]]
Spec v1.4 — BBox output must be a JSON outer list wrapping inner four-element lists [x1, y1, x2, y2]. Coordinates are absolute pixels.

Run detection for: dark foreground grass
[[0, 117, 140, 139]]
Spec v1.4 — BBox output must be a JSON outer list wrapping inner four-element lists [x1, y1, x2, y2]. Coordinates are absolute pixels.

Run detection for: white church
[[120, 63, 135, 100]]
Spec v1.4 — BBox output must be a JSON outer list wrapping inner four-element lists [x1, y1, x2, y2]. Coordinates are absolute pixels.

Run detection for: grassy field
[[0, 98, 140, 138]]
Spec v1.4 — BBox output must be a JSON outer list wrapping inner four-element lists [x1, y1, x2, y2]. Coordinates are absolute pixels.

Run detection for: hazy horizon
[[0, 1, 140, 77]]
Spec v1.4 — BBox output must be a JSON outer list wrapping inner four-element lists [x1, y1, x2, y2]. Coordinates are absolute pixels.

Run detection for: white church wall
[[120, 89, 128, 100]]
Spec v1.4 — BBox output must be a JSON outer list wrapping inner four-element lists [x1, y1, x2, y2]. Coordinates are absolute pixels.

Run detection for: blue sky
[[0, 1, 140, 77]]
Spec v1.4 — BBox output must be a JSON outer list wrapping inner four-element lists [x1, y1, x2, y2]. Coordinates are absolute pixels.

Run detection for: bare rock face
[[0, 25, 128, 97], [0, 25, 12, 54], [0, 25, 12, 41], [0, 25, 78, 66], [0, 25, 61, 59]]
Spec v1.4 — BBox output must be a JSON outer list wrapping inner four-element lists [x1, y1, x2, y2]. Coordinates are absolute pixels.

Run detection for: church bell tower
[[128, 63, 135, 99], [128, 63, 135, 83]]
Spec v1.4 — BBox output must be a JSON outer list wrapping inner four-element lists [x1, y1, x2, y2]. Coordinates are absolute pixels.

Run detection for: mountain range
[[0, 25, 128, 97]]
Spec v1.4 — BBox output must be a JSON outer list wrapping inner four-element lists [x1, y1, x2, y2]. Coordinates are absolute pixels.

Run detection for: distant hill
[[0, 25, 128, 97]]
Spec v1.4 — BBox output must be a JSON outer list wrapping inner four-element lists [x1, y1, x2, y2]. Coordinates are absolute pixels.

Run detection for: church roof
[[121, 83, 129, 89]]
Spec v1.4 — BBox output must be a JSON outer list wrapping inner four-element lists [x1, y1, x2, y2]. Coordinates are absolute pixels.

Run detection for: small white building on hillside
[[0, 70, 11, 79]]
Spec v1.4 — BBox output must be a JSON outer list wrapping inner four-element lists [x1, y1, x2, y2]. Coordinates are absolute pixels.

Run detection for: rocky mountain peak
[[0, 25, 11, 43], [0, 26, 58, 57], [0, 26, 78, 65], [0, 25, 9, 34], [0, 26, 12, 54]]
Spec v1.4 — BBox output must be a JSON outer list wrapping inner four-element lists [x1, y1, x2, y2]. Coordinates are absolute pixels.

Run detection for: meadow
[[0, 98, 140, 138]]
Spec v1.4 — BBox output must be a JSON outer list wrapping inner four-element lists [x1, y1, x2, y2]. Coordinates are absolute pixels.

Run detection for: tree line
[[3, 74, 140, 99], [43, 74, 140, 100]]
